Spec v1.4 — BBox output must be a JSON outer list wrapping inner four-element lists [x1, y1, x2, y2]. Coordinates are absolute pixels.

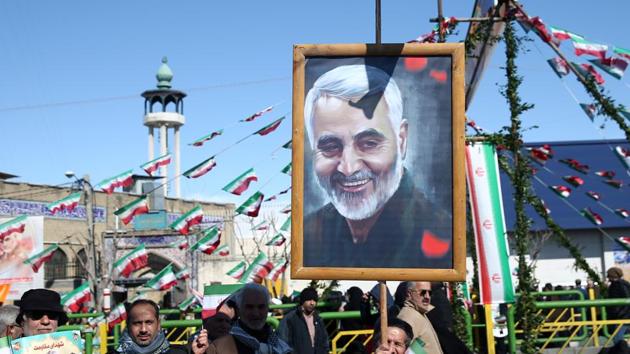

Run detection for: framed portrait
[[291, 43, 466, 281]]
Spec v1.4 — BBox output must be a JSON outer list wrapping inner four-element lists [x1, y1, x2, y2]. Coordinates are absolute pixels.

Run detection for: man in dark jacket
[[278, 287, 329, 354], [607, 267, 630, 344]]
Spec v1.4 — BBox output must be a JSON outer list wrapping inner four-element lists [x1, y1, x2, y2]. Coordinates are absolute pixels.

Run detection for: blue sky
[[1, 0, 629, 205]]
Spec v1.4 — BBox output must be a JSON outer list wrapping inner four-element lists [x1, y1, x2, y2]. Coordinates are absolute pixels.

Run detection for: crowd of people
[[0, 267, 629, 353]]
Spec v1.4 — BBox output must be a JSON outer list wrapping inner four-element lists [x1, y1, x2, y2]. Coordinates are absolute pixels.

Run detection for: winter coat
[[278, 307, 328, 354]]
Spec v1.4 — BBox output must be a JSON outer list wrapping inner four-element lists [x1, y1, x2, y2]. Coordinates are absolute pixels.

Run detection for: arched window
[[76, 249, 88, 279], [44, 248, 68, 281]]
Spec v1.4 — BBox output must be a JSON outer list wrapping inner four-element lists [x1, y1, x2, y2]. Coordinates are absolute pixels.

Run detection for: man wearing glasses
[[397, 281, 443, 354], [15, 288, 68, 337]]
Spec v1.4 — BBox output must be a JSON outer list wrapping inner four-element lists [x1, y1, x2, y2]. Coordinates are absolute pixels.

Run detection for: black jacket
[[278, 307, 329, 354], [607, 279, 630, 319]]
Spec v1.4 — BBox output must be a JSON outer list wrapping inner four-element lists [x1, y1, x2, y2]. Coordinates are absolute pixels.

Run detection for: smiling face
[[312, 95, 407, 220]]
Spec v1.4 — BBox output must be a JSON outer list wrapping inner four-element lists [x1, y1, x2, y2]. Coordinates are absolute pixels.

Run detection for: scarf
[[230, 321, 292, 354], [116, 328, 170, 354]]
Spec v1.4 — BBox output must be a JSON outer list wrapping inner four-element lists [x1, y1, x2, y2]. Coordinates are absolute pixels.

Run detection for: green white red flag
[[96, 169, 134, 194], [24, 243, 59, 273], [114, 196, 149, 225], [241, 106, 274, 122], [465, 143, 515, 304], [227, 261, 247, 280], [547, 57, 570, 78], [589, 58, 628, 80], [203, 283, 243, 319], [604, 179, 623, 188], [47, 192, 82, 215], [236, 192, 264, 217], [279, 217, 291, 232], [212, 245, 230, 256], [145, 264, 178, 291], [178, 295, 199, 311], [222, 168, 258, 196], [190, 130, 223, 147], [239, 252, 274, 284], [61, 282, 92, 313], [615, 146, 630, 169], [88, 314, 106, 329], [407, 338, 428, 354], [280, 205, 291, 214], [183, 157, 217, 179], [550, 185, 572, 198], [175, 268, 191, 281], [252, 220, 269, 231], [572, 62, 606, 85], [579, 103, 597, 121], [0, 215, 27, 240], [114, 244, 148, 278], [615, 237, 630, 252], [562, 176, 584, 187], [572, 37, 608, 59], [265, 233, 286, 246], [281, 162, 292, 176], [170, 205, 204, 235], [141, 153, 172, 176], [190, 227, 221, 255], [106, 303, 127, 330], [169, 238, 189, 250], [581, 207, 603, 226], [254, 116, 285, 136], [587, 191, 601, 201], [595, 170, 615, 178], [614, 46, 630, 60], [616, 208, 629, 218], [266, 259, 288, 281], [282, 140, 292, 149], [549, 26, 581, 42]]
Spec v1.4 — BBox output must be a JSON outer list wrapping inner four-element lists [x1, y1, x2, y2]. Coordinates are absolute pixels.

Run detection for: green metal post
[[84, 330, 93, 354], [507, 305, 517, 354]]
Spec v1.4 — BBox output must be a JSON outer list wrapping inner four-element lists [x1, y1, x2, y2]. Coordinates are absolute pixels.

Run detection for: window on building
[[44, 248, 68, 281]]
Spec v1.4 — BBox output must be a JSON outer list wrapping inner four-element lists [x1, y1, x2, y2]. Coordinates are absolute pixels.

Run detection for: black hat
[[300, 287, 318, 304], [17, 289, 68, 326]]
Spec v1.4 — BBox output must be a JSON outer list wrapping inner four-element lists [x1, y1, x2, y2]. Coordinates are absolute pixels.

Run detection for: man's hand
[[374, 343, 395, 354], [192, 329, 209, 354]]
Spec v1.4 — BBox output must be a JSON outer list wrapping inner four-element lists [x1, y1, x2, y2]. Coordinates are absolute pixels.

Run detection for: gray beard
[[316, 156, 403, 221]]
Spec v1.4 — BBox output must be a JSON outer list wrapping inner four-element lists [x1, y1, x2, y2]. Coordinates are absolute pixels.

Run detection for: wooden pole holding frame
[[379, 281, 388, 346]]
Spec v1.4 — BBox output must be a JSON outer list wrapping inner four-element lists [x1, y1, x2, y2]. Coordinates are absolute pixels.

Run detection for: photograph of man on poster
[[302, 59, 454, 269]]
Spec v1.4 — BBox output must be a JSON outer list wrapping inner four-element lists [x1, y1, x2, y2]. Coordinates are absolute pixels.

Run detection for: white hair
[[304, 64, 403, 149], [0, 305, 19, 334]]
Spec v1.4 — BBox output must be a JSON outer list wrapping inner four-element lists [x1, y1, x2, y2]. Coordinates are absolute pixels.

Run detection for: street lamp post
[[66, 171, 101, 311]]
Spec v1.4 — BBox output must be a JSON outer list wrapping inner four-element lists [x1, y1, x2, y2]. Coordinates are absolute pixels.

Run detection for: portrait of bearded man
[[302, 61, 453, 269]]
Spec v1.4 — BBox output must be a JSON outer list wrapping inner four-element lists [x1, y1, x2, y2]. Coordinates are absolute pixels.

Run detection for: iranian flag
[[222, 168, 258, 196], [604, 179, 623, 189], [550, 185, 572, 198], [114, 244, 148, 278], [236, 192, 264, 217], [407, 338, 428, 354], [465, 143, 515, 304], [203, 283, 243, 319], [169, 238, 189, 250], [252, 220, 269, 231], [279, 217, 291, 232], [595, 170, 615, 178], [190, 130, 223, 147], [0, 215, 27, 239], [280, 205, 291, 214], [239, 252, 274, 284], [145, 264, 178, 291], [170, 205, 204, 235], [616, 209, 629, 218], [264, 195, 277, 202], [175, 268, 191, 281], [212, 245, 230, 256], [141, 153, 171, 176], [61, 282, 92, 312], [550, 26, 581, 42], [586, 191, 601, 201], [616, 237, 630, 253], [254, 116, 285, 136], [114, 196, 149, 225], [241, 105, 274, 122], [590, 57, 628, 80], [279, 186, 291, 195], [227, 261, 247, 280], [282, 140, 292, 149], [24, 244, 59, 273], [178, 295, 199, 311], [615, 146, 630, 169], [571, 37, 607, 59], [266, 259, 288, 281], [582, 208, 603, 226], [281, 162, 292, 176], [562, 176, 584, 187], [190, 227, 221, 255], [547, 57, 570, 78], [107, 303, 127, 330], [570, 62, 606, 85], [96, 170, 134, 194], [47, 192, 82, 215], [579, 103, 597, 121], [614, 46, 630, 61], [265, 233, 286, 247], [183, 157, 217, 179]]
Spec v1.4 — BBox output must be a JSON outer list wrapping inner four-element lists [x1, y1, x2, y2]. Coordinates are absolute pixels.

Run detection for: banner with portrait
[[0, 216, 44, 300], [291, 44, 466, 281]]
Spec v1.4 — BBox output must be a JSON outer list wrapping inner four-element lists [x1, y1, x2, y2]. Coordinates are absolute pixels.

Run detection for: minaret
[[141, 57, 186, 198]]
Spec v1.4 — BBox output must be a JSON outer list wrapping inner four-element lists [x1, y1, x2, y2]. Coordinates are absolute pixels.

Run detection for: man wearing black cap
[[16, 288, 68, 337], [278, 287, 329, 354]]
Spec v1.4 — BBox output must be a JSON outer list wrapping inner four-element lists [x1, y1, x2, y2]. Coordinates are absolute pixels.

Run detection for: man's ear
[[398, 119, 409, 160]]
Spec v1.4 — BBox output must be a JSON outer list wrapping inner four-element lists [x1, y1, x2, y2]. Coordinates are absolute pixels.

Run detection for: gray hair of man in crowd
[[303, 64, 404, 150], [235, 283, 271, 309], [0, 305, 20, 335]]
